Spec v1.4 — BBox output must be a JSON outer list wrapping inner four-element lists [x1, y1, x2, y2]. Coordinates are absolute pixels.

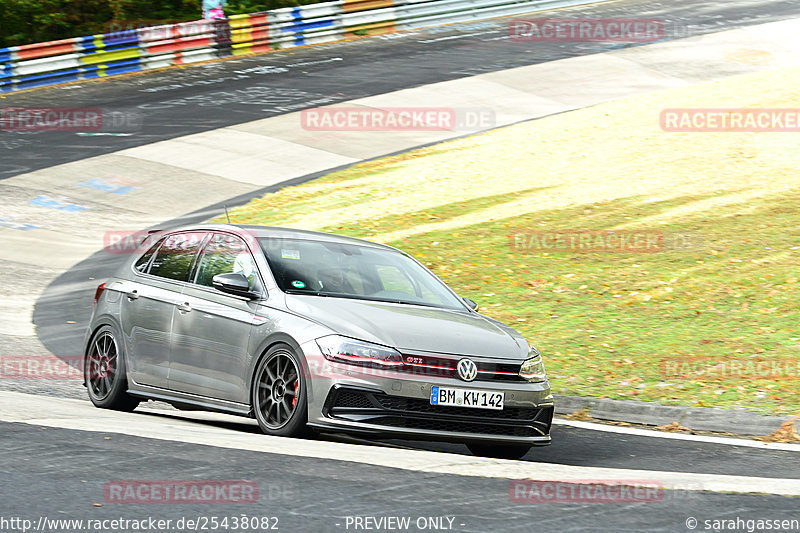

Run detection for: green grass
[[217, 66, 800, 416], [391, 191, 800, 415]]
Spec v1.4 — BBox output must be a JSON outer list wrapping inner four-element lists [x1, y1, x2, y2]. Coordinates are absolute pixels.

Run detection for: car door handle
[[126, 290, 139, 300], [177, 302, 192, 313]]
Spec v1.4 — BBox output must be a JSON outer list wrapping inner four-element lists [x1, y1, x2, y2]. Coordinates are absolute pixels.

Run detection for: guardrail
[[0, 0, 600, 93]]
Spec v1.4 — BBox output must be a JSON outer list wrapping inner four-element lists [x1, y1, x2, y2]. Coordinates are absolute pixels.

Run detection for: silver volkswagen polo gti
[[85, 224, 553, 458]]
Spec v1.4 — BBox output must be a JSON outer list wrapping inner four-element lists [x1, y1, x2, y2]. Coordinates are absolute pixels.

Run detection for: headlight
[[316, 335, 403, 368], [519, 348, 547, 382]]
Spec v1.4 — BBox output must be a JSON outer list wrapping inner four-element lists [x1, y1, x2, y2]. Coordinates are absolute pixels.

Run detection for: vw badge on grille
[[456, 358, 478, 382]]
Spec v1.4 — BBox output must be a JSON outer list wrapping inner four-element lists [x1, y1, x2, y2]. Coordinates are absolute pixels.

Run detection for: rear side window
[[134, 237, 165, 273], [194, 233, 260, 291], [148, 232, 207, 281]]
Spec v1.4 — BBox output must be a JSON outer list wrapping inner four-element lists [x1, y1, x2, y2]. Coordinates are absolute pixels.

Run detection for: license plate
[[430, 386, 504, 410]]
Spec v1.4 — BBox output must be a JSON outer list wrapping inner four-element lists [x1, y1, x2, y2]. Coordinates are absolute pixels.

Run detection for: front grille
[[396, 353, 525, 382], [326, 387, 553, 438]]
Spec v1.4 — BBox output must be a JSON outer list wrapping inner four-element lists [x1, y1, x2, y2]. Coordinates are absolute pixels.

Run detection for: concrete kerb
[[555, 395, 796, 437]]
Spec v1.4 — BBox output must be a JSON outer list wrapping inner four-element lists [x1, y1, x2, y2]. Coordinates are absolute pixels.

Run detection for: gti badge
[[456, 358, 478, 382]]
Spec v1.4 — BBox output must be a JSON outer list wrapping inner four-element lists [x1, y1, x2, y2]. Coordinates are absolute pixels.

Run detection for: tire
[[467, 443, 531, 460], [84, 325, 140, 412], [252, 344, 309, 437]]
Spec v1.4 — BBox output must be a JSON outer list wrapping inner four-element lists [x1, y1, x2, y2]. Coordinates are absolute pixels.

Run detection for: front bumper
[[302, 340, 553, 445], [315, 385, 553, 445]]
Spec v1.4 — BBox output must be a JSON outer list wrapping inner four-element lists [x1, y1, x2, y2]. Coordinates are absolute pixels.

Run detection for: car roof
[[163, 224, 397, 251]]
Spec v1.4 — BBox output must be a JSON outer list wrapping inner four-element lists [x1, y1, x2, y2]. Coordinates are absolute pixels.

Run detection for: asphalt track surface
[[1, 0, 799, 528], [385, 424, 800, 478], [0, 421, 797, 533]]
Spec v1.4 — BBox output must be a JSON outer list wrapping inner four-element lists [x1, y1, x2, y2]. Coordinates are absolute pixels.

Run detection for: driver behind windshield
[[316, 266, 355, 294]]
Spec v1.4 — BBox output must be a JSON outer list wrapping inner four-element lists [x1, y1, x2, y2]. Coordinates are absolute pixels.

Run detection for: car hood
[[284, 295, 527, 359]]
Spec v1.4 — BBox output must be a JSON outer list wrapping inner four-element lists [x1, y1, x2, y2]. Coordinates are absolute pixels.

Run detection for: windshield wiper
[[363, 297, 443, 309], [284, 289, 330, 297], [284, 290, 448, 309]]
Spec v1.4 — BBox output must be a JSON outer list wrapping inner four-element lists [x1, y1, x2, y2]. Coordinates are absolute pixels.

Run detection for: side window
[[134, 237, 165, 273], [148, 232, 206, 282], [195, 233, 260, 291]]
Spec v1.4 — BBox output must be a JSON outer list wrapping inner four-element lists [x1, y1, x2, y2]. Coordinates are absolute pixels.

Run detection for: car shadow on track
[[120, 408, 800, 479]]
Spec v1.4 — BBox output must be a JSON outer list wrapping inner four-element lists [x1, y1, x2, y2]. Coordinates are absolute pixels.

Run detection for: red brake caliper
[[291, 380, 299, 409]]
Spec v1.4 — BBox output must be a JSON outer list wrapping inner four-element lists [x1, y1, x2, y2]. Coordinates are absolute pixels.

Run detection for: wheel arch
[[247, 333, 308, 414], [84, 315, 124, 356]]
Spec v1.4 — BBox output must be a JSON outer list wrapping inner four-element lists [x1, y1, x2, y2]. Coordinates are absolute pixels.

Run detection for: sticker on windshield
[[291, 280, 306, 289], [282, 249, 301, 260]]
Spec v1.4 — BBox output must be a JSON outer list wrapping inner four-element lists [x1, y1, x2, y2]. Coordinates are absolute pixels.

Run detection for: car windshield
[[259, 237, 466, 310]]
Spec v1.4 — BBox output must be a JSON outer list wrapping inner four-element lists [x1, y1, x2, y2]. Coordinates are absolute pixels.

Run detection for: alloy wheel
[[256, 350, 301, 430]]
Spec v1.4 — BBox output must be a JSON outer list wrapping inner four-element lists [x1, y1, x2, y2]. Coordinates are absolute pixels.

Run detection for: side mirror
[[462, 297, 479, 311], [212, 273, 259, 299]]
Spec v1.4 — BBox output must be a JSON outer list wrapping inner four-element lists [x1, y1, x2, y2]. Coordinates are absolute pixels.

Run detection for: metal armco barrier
[[0, 0, 601, 92]]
